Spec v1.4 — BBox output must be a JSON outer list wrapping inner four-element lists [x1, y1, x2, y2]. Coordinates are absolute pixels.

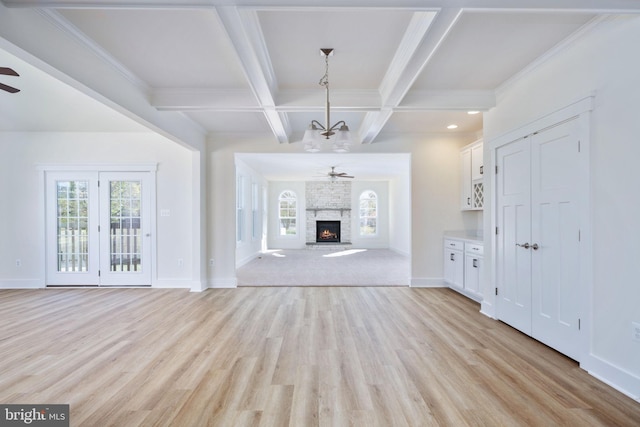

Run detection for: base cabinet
[[443, 239, 464, 289], [444, 237, 483, 301], [463, 242, 483, 300]]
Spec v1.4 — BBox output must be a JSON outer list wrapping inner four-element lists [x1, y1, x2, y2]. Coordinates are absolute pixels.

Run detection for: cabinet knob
[[473, 259, 478, 268]]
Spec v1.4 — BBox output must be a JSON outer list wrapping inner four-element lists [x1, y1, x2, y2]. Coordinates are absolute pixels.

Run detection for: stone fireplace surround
[[305, 181, 351, 244]]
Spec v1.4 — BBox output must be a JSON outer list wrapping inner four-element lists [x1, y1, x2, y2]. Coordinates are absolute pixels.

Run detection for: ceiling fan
[[325, 166, 354, 180], [0, 67, 20, 93]]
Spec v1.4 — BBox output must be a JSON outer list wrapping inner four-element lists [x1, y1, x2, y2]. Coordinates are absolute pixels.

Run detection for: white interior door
[[46, 171, 151, 286], [496, 137, 532, 335], [99, 172, 151, 286], [530, 120, 581, 360], [495, 118, 583, 360]]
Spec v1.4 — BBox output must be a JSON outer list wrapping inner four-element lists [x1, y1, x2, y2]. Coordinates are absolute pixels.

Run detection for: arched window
[[278, 191, 297, 236], [359, 190, 377, 236]]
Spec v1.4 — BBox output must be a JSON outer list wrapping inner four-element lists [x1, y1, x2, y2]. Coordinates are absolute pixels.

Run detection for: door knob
[[531, 243, 539, 250], [516, 242, 530, 249]]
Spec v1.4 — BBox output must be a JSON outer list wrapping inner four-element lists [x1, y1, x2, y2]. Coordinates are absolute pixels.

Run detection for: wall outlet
[[209, 259, 215, 267], [177, 258, 184, 268], [632, 322, 640, 343], [16, 259, 21, 267]]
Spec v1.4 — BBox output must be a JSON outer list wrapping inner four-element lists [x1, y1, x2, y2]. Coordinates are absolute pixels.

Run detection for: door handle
[[473, 259, 478, 268], [516, 242, 530, 249]]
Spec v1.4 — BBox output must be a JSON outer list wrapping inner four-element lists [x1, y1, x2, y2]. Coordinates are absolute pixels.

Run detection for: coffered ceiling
[[0, 1, 638, 150]]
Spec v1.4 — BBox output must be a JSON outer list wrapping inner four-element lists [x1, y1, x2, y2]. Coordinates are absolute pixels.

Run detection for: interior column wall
[[483, 15, 640, 398]]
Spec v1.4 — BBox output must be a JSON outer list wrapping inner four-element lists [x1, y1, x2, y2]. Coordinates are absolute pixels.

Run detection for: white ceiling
[[0, 1, 637, 179]]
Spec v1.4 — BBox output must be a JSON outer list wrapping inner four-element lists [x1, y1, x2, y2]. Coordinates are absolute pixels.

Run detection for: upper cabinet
[[461, 139, 484, 211]]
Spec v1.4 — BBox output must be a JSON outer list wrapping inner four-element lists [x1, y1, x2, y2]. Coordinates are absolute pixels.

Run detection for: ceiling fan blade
[[342, 175, 355, 179], [0, 67, 19, 77], [0, 82, 20, 93]]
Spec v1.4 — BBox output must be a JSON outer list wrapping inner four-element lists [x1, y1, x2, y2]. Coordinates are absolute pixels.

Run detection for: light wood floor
[[0, 287, 638, 426]]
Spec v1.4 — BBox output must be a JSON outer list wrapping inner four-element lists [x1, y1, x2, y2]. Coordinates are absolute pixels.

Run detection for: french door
[[496, 118, 583, 361], [46, 171, 152, 286]]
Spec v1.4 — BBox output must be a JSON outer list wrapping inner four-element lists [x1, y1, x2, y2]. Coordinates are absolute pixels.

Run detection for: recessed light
[[467, 111, 480, 115], [447, 124, 458, 129]]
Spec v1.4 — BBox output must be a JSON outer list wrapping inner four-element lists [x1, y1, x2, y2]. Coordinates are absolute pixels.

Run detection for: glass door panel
[[99, 172, 151, 286], [46, 172, 99, 285], [109, 180, 142, 272], [57, 180, 90, 272]]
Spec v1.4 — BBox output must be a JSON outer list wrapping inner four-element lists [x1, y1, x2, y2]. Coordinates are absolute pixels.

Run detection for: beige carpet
[[236, 248, 410, 286]]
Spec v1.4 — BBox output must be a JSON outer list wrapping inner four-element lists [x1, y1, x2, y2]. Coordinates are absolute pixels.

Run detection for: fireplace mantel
[[306, 208, 351, 217]]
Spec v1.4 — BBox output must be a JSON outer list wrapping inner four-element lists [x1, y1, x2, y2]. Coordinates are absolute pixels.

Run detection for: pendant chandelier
[[303, 48, 353, 153]]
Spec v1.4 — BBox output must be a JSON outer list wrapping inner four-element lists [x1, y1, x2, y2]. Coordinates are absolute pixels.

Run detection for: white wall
[[388, 174, 411, 256], [483, 15, 640, 398], [408, 135, 472, 286], [0, 132, 195, 288]]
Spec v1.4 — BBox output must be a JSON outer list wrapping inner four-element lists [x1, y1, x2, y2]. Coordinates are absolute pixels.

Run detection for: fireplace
[[316, 220, 340, 243]]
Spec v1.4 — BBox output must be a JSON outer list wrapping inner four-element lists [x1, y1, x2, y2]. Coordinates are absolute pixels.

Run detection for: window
[[252, 183, 259, 240], [278, 191, 297, 236], [359, 190, 377, 236], [236, 175, 245, 242]]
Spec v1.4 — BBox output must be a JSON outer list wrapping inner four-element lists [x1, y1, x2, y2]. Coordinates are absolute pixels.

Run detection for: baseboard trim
[[153, 279, 193, 289], [0, 279, 43, 289], [582, 354, 640, 402], [410, 278, 445, 288], [208, 278, 238, 289]]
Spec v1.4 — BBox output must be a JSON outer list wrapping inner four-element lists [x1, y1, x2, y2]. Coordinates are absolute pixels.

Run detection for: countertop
[[444, 230, 484, 244]]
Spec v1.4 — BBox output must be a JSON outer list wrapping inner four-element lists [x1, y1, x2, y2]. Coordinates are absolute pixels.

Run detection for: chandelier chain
[[319, 54, 329, 88]]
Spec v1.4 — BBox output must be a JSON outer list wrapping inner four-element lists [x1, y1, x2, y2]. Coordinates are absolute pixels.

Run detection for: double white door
[[496, 118, 583, 361], [46, 171, 152, 286]]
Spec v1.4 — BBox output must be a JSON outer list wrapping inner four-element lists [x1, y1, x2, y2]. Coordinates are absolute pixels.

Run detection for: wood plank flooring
[[0, 287, 639, 426]]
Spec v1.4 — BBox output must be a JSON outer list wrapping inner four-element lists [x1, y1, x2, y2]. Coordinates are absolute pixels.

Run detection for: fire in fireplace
[[316, 220, 340, 243]]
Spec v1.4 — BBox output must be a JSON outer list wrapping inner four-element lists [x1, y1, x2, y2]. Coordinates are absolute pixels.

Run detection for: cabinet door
[[460, 149, 472, 210], [471, 143, 484, 181], [444, 248, 464, 288], [464, 253, 482, 296]]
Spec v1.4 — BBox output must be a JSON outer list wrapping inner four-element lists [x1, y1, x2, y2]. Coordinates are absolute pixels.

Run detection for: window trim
[[278, 190, 298, 237], [359, 190, 378, 237]]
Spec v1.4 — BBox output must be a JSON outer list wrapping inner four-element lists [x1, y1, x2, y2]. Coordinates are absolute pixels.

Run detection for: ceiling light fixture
[[467, 110, 480, 115], [447, 124, 458, 129], [303, 48, 353, 153]]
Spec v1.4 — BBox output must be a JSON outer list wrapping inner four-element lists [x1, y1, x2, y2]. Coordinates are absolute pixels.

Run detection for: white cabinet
[[461, 139, 484, 210], [443, 236, 483, 302], [443, 239, 464, 289], [463, 242, 483, 300]]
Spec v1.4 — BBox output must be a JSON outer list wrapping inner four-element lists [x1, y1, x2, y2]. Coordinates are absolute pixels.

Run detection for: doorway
[[45, 171, 152, 286]]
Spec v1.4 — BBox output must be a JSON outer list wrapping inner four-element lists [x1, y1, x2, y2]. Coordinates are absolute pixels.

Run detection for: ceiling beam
[[215, 6, 290, 143], [359, 8, 462, 144], [0, 2, 206, 150], [151, 87, 494, 113]]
